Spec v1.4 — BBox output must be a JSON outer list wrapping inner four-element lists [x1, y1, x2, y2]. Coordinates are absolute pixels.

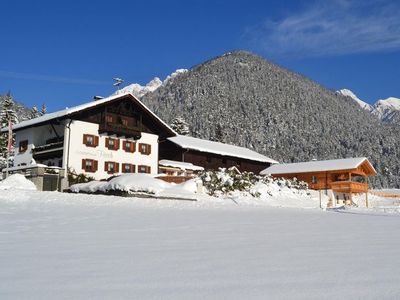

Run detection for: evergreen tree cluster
[[0, 92, 45, 169], [170, 116, 190, 135], [142, 51, 400, 188]]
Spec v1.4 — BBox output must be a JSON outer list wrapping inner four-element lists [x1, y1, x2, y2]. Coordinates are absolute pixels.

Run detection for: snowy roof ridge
[[159, 159, 204, 171], [261, 157, 376, 175], [3, 92, 177, 135], [167, 135, 278, 164]]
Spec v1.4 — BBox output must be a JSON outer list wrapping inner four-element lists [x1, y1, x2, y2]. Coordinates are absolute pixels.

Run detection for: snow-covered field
[[1, 187, 400, 300]]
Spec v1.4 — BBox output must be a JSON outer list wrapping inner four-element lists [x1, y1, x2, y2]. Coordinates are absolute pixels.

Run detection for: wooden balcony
[[330, 181, 368, 193], [32, 141, 64, 160], [99, 123, 141, 139]]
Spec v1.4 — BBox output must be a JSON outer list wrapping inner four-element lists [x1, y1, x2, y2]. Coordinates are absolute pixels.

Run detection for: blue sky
[[1, 0, 399, 112]]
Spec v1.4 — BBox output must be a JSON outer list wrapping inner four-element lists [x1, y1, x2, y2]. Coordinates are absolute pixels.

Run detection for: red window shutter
[[147, 144, 151, 155], [114, 139, 120, 150], [139, 143, 143, 154], [93, 160, 98, 172], [83, 134, 87, 145], [105, 137, 109, 148], [82, 159, 86, 170], [94, 136, 99, 147], [115, 162, 119, 173], [147, 166, 151, 173], [132, 142, 136, 153], [122, 141, 126, 151], [104, 162, 108, 172], [132, 164, 136, 173]]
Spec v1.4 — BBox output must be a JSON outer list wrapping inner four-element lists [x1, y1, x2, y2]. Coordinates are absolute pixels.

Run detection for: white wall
[[67, 120, 159, 180], [14, 123, 65, 166]]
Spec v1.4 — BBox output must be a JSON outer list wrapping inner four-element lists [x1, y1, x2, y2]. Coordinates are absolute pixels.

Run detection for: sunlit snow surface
[[1, 190, 400, 299]]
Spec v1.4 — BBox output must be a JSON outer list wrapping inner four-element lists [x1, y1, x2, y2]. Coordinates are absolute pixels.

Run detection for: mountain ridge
[[139, 51, 399, 188]]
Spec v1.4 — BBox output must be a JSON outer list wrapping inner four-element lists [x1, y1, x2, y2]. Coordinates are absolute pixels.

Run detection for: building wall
[[67, 120, 158, 180], [13, 123, 65, 166]]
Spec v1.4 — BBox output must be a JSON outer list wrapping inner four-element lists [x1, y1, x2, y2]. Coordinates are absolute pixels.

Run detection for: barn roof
[[167, 135, 278, 164], [260, 157, 377, 176]]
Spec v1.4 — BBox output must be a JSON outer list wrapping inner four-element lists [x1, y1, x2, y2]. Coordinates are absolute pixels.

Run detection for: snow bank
[[70, 173, 172, 195], [0, 174, 36, 191]]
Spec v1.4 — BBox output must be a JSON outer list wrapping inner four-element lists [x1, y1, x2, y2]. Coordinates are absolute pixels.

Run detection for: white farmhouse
[[2, 93, 277, 190]]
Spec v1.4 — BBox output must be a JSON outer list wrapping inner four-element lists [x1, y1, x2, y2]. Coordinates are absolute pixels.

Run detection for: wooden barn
[[261, 157, 377, 205], [159, 135, 278, 174]]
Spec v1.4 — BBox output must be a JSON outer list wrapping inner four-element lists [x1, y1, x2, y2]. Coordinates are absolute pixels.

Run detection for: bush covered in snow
[[199, 167, 308, 197]]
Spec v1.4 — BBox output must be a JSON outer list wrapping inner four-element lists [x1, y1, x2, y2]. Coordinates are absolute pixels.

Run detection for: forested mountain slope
[[141, 51, 400, 188]]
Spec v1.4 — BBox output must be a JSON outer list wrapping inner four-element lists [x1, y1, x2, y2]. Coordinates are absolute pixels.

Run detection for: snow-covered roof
[[260, 157, 376, 176], [2, 93, 177, 135], [167, 135, 278, 164], [159, 159, 204, 171]]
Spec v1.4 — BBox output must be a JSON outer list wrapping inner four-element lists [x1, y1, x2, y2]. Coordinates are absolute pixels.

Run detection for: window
[[138, 165, 151, 173], [139, 143, 151, 155], [312, 176, 318, 184], [82, 159, 98, 172], [19, 140, 28, 153], [105, 161, 119, 174], [105, 137, 120, 150], [106, 114, 114, 123], [83, 134, 99, 147], [122, 163, 135, 173], [123, 140, 136, 153], [121, 118, 129, 127]]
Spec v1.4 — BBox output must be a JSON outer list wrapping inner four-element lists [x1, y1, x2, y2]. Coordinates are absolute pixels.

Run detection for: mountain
[[373, 97, 400, 123], [337, 89, 373, 111], [114, 69, 188, 98], [139, 51, 400, 188], [337, 89, 400, 124]]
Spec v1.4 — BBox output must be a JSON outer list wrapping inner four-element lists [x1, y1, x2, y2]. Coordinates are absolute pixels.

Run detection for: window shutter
[[147, 144, 151, 155], [122, 141, 126, 151], [82, 159, 86, 170], [131, 142, 136, 153], [132, 164, 136, 173], [104, 162, 108, 172], [83, 134, 87, 145], [105, 137, 109, 148], [114, 139, 120, 150], [115, 162, 119, 173], [147, 166, 151, 173], [94, 136, 99, 147], [93, 160, 98, 172]]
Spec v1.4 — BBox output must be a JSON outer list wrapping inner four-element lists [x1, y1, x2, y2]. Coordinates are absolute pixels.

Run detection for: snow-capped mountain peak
[[372, 96, 400, 122], [337, 89, 373, 111], [113, 69, 188, 98]]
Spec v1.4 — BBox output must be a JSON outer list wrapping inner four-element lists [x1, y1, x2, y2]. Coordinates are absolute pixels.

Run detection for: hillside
[[141, 51, 400, 188]]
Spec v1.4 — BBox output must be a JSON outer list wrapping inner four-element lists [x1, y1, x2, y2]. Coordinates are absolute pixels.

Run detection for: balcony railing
[[330, 181, 368, 193], [99, 123, 141, 139]]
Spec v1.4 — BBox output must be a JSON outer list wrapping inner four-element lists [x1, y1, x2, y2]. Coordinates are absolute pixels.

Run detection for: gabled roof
[[260, 157, 377, 176], [1, 93, 177, 135], [167, 135, 278, 164]]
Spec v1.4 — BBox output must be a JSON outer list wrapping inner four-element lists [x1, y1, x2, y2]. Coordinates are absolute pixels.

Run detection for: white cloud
[[246, 0, 400, 58], [0, 70, 109, 85]]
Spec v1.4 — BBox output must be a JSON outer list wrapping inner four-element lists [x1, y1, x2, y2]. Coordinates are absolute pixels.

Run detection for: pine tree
[[0, 93, 18, 162], [40, 103, 47, 116], [30, 106, 40, 119], [213, 123, 226, 143], [170, 116, 190, 135]]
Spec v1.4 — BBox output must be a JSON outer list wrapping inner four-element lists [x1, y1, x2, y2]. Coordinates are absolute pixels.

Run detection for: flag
[[7, 118, 13, 154]]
